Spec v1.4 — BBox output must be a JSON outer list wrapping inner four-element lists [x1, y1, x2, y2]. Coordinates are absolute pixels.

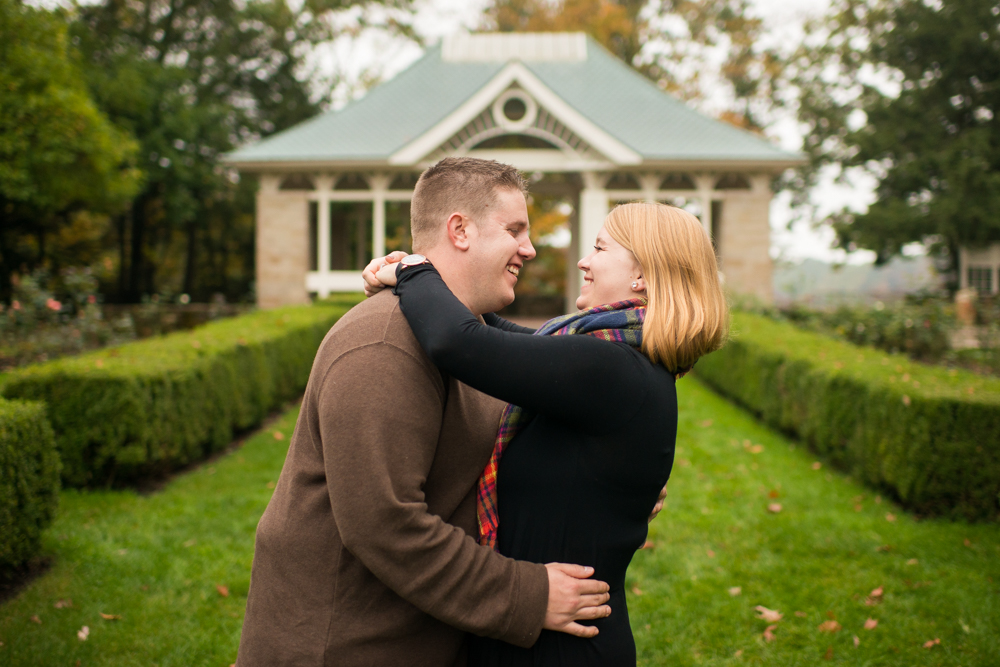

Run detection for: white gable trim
[[389, 61, 641, 166]]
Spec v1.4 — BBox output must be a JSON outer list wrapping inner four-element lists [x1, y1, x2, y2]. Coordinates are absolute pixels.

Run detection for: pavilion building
[[225, 32, 806, 309]]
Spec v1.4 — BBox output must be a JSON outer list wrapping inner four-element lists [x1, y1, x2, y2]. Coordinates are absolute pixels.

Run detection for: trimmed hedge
[[0, 398, 59, 577], [0, 297, 362, 487], [697, 312, 1000, 520]]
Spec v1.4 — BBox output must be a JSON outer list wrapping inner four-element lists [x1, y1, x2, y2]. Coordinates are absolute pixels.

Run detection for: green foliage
[[0, 398, 59, 578], [735, 296, 958, 362], [3, 382, 1000, 664], [483, 0, 782, 131], [0, 298, 361, 487], [69, 0, 415, 302], [696, 312, 1000, 519], [788, 0, 1000, 265], [0, 0, 141, 301]]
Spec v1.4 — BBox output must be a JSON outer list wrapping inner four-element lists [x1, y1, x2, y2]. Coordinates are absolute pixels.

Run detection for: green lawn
[[1, 378, 997, 665]]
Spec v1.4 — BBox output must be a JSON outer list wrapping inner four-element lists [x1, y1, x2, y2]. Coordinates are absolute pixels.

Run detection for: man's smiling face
[[466, 188, 536, 314]]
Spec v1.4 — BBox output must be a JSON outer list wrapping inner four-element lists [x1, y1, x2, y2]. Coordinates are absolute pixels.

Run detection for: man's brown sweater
[[236, 292, 549, 667]]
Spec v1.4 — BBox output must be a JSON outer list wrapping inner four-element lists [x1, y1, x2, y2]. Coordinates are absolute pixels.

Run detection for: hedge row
[[0, 297, 361, 488], [0, 398, 59, 578], [697, 312, 1000, 520]]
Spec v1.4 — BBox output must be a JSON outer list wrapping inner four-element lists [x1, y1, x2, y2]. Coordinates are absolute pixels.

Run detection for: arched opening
[[471, 134, 561, 150], [605, 173, 641, 190], [279, 174, 315, 190], [333, 173, 370, 190], [389, 172, 419, 190], [659, 173, 695, 190], [715, 173, 751, 190]]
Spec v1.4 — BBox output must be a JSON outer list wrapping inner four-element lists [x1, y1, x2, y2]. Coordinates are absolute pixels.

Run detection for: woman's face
[[576, 225, 644, 311]]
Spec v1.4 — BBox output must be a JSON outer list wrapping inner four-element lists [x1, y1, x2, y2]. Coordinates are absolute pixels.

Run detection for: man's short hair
[[410, 157, 528, 251]]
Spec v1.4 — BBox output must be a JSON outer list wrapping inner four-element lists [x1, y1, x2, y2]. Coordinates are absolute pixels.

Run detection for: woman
[[370, 202, 727, 666]]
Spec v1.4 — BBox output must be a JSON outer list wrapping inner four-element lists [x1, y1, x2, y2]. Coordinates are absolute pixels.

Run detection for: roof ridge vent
[[442, 32, 587, 63]]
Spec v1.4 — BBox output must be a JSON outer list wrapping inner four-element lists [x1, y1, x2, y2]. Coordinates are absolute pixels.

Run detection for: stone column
[[579, 171, 609, 257], [564, 186, 582, 313], [694, 174, 715, 238], [718, 174, 774, 303], [256, 174, 310, 308], [314, 175, 334, 298], [369, 173, 391, 260]]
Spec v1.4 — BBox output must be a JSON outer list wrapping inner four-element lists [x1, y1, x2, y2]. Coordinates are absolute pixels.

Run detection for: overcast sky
[[317, 0, 885, 265]]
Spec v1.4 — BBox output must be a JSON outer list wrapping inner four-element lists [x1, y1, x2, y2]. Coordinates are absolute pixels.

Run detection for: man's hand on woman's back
[[543, 563, 611, 638]]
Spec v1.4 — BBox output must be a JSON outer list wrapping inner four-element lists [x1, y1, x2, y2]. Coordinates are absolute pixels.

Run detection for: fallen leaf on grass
[[728, 587, 742, 596], [77, 626, 89, 641], [641, 540, 656, 549], [854, 504, 863, 512], [853, 635, 860, 647], [749, 445, 763, 454], [30, 615, 41, 624], [885, 513, 897, 522], [734, 649, 743, 657], [183, 539, 197, 548], [99, 613, 121, 621], [907, 558, 918, 565], [923, 638, 941, 649], [699, 420, 713, 427], [794, 611, 807, 618], [767, 503, 782, 513], [54, 599, 72, 609], [755, 606, 783, 623], [864, 618, 878, 630], [818, 620, 841, 633], [811, 461, 822, 470], [117, 548, 128, 555], [823, 645, 833, 660], [266, 481, 276, 489], [964, 538, 972, 548], [631, 586, 643, 596], [273, 430, 285, 441], [216, 584, 230, 597], [763, 624, 778, 642], [768, 489, 779, 499], [876, 545, 892, 552], [707, 549, 716, 558]]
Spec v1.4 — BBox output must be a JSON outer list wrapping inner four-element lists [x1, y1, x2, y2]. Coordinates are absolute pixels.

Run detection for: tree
[[71, 0, 414, 301], [0, 0, 140, 302], [483, 0, 783, 131], [788, 0, 1000, 268]]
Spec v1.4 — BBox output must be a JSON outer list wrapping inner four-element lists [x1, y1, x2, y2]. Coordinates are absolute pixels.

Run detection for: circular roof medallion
[[492, 90, 537, 131]]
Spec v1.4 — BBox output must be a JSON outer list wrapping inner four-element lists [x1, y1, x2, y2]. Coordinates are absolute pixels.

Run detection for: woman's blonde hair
[[604, 202, 729, 371]]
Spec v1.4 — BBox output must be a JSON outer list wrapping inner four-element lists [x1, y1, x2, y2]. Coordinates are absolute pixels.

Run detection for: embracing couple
[[235, 157, 728, 667]]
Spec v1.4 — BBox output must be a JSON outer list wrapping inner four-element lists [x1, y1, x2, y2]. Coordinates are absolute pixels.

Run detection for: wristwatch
[[398, 254, 430, 269]]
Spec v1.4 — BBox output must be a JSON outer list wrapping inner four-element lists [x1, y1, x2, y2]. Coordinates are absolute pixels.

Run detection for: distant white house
[[960, 243, 1000, 295], [225, 32, 806, 309]]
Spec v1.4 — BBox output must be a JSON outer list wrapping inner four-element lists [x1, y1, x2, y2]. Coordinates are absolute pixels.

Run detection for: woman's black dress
[[394, 265, 677, 667]]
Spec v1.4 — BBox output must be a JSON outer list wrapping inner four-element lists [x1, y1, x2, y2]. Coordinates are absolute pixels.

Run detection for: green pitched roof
[[225, 35, 802, 166]]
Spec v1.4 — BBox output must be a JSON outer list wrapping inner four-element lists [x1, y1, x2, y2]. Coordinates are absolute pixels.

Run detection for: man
[[236, 158, 611, 667]]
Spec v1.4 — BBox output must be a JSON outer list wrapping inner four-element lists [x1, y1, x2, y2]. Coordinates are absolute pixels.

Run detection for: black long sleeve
[[394, 266, 678, 667], [483, 312, 535, 334], [394, 264, 648, 429]]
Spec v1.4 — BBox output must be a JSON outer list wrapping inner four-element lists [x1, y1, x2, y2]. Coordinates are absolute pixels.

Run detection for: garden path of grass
[[1, 378, 998, 666]]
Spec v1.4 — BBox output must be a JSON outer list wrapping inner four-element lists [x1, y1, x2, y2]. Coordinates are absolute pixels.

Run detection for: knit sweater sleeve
[[394, 264, 650, 426], [318, 343, 548, 646]]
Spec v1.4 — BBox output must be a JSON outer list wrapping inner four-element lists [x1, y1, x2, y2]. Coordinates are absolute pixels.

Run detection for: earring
[[631, 281, 639, 289]]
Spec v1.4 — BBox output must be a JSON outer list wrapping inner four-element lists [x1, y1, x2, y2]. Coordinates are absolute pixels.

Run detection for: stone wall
[[257, 176, 310, 309], [717, 179, 773, 302]]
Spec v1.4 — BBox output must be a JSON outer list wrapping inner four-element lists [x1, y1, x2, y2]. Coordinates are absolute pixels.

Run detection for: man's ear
[[445, 212, 472, 251]]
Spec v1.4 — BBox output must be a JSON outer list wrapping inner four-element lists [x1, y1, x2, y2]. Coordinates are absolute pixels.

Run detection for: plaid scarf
[[475, 298, 647, 550]]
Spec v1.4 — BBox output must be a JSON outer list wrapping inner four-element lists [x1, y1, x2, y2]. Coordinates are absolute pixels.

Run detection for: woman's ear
[[632, 274, 646, 292], [446, 212, 471, 251]]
